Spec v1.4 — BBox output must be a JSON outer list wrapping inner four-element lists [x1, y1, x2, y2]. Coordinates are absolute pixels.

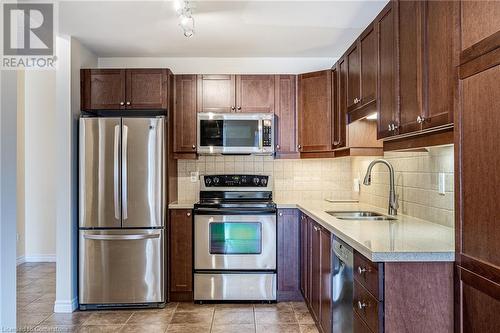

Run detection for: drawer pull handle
[[357, 301, 369, 310]]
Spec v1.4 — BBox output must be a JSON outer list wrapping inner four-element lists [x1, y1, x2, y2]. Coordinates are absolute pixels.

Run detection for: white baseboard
[[54, 297, 79, 313], [16, 255, 26, 266], [24, 254, 56, 263]]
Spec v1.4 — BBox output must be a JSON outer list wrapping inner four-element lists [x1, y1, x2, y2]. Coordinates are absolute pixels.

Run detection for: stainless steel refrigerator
[[79, 116, 165, 309]]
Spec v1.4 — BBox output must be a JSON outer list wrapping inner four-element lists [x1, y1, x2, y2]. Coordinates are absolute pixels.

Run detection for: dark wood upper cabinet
[[81, 69, 126, 110], [346, 23, 377, 120], [277, 209, 302, 301], [197, 74, 236, 113], [169, 209, 193, 301], [274, 75, 298, 158], [81, 68, 170, 111], [298, 70, 332, 153], [334, 60, 347, 150], [236, 75, 275, 113], [359, 25, 377, 109], [346, 44, 360, 112], [460, 1, 500, 52], [396, 0, 424, 135], [375, 2, 397, 139], [173, 75, 197, 153], [423, 0, 458, 130], [125, 69, 169, 109]]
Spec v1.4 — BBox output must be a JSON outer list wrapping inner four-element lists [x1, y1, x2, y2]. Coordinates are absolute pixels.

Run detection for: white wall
[[1, 70, 19, 330], [55, 35, 97, 313], [23, 71, 57, 262], [98, 57, 336, 74], [17, 71, 25, 262]]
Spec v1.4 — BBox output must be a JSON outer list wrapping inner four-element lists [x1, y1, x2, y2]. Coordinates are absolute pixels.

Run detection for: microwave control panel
[[262, 119, 273, 147]]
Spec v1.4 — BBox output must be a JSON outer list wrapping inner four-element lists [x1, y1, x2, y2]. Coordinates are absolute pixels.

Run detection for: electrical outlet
[[438, 173, 446, 195], [16, 233, 20, 242], [353, 178, 360, 193], [190, 171, 199, 182]]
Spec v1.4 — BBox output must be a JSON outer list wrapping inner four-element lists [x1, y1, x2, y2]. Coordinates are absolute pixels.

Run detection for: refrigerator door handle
[[122, 124, 129, 221], [83, 233, 161, 241], [113, 124, 120, 220]]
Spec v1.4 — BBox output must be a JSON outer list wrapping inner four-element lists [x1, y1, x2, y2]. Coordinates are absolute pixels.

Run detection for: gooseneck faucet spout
[[363, 159, 399, 216]]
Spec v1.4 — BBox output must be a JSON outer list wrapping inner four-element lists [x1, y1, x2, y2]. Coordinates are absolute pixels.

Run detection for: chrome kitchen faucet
[[363, 159, 399, 216]]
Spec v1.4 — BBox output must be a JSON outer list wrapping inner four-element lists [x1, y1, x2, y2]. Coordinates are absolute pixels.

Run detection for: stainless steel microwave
[[197, 113, 274, 155]]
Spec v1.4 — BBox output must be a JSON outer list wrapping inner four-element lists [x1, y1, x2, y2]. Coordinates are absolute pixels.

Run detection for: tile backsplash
[[351, 145, 454, 227], [177, 145, 454, 227]]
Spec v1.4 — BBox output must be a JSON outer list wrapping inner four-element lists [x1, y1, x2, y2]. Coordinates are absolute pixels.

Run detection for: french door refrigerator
[[79, 116, 165, 309]]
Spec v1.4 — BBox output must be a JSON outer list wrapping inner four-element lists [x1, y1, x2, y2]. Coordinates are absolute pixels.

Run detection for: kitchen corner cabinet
[[277, 209, 302, 301], [81, 68, 171, 111], [168, 209, 193, 301], [300, 214, 332, 333], [173, 75, 197, 154], [346, 23, 377, 121], [196, 74, 274, 113], [298, 70, 333, 154], [274, 75, 298, 158]]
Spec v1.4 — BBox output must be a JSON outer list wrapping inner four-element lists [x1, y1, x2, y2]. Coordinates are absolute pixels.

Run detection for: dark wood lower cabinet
[[168, 209, 193, 301], [301, 215, 332, 333], [277, 209, 302, 301]]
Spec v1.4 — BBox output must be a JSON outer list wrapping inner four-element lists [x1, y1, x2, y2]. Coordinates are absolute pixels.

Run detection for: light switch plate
[[190, 171, 199, 182], [438, 173, 446, 195]]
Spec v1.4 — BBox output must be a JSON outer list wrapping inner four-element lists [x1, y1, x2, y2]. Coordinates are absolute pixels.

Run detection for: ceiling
[[59, 1, 389, 58]]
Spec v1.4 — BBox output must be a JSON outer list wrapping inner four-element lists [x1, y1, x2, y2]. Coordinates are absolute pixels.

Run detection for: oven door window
[[223, 120, 259, 147], [200, 120, 223, 147], [209, 222, 262, 254]]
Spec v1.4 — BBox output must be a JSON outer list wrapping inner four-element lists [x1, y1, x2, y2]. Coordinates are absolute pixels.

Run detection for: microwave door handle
[[122, 124, 129, 221]]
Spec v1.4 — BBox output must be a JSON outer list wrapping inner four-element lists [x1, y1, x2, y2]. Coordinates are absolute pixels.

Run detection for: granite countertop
[[168, 200, 455, 263]]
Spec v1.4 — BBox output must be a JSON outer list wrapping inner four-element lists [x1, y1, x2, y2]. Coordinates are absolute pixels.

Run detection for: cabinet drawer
[[354, 251, 381, 300], [354, 310, 374, 333], [354, 280, 381, 333]]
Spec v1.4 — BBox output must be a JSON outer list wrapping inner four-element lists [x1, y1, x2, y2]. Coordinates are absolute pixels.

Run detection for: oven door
[[194, 212, 276, 270], [197, 113, 265, 154]]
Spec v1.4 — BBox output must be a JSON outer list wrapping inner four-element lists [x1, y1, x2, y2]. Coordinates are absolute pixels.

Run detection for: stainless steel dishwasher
[[331, 236, 353, 333]]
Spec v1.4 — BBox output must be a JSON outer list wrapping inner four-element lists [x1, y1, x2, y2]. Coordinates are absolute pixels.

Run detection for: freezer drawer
[[194, 273, 276, 301], [79, 229, 164, 305]]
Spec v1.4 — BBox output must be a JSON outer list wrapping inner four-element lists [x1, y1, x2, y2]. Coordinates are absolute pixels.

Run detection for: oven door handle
[[194, 208, 277, 215]]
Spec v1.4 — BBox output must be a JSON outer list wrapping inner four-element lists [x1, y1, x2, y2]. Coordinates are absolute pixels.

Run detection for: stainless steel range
[[193, 174, 277, 301]]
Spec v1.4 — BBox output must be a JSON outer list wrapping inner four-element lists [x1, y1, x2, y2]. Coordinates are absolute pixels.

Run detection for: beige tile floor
[[17, 263, 319, 333]]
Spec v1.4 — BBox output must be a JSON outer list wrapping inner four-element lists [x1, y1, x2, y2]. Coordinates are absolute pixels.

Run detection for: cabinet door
[[125, 69, 168, 109], [397, 0, 425, 135], [334, 60, 347, 149], [174, 75, 197, 153], [169, 210, 193, 296], [274, 75, 298, 157], [81, 69, 126, 110], [277, 209, 301, 301], [460, 1, 500, 52], [375, 2, 397, 139], [320, 228, 332, 333], [236, 75, 275, 113], [197, 74, 236, 113], [423, 0, 457, 130], [360, 24, 377, 108], [300, 214, 309, 300], [298, 70, 332, 153], [310, 220, 321, 321], [347, 44, 361, 111]]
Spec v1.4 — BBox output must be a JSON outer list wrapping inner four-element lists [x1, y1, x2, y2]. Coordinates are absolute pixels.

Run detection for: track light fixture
[[173, 0, 195, 38]]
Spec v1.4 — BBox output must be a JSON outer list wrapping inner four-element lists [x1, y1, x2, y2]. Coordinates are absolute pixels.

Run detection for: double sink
[[326, 211, 397, 221]]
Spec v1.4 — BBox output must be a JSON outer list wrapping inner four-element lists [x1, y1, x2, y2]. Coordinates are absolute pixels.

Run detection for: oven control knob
[[213, 177, 220, 185], [261, 178, 267, 186], [205, 178, 212, 185], [253, 177, 260, 185]]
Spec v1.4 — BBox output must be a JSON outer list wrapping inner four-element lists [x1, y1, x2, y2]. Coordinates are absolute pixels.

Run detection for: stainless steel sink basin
[[325, 211, 397, 221]]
